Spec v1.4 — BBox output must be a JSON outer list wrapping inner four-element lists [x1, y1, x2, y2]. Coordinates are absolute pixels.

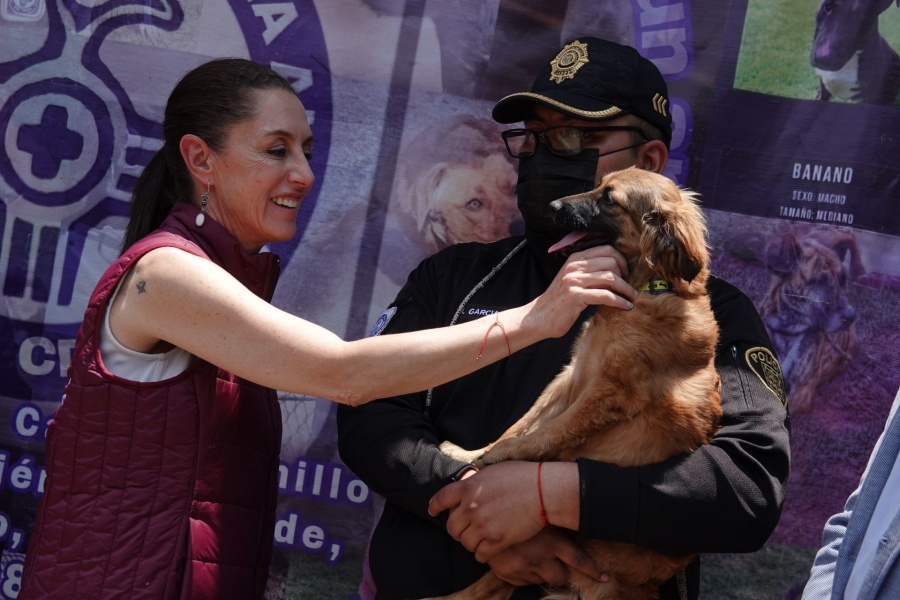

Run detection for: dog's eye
[[602, 191, 616, 206], [466, 198, 484, 211]]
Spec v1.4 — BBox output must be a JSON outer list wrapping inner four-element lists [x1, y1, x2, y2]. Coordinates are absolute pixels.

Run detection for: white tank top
[[99, 278, 194, 382]]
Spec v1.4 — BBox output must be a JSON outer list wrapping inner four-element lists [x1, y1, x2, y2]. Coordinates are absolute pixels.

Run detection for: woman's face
[[207, 88, 315, 253]]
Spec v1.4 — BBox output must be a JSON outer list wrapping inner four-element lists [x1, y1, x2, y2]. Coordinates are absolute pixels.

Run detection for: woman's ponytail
[[121, 146, 181, 252]]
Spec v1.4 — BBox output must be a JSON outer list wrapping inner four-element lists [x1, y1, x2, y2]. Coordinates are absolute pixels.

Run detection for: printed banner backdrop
[[1, 0, 898, 598]]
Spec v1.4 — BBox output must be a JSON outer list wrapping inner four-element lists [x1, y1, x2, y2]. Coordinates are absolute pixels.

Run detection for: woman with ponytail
[[18, 58, 634, 600]]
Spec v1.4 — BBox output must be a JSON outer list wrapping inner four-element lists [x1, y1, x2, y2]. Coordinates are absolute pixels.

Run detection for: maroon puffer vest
[[20, 203, 282, 600]]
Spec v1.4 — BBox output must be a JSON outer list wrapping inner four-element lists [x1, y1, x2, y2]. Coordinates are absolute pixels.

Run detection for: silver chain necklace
[[424, 239, 527, 415]]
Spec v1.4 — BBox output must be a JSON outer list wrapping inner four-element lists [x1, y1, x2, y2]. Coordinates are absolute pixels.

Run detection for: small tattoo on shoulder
[[136, 280, 147, 294]]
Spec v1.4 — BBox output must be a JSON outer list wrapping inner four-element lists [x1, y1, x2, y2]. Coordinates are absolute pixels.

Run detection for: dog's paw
[[438, 440, 482, 463], [438, 440, 462, 456], [475, 451, 503, 468]]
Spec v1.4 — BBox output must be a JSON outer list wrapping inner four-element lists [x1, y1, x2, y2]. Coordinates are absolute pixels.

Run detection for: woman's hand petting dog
[[525, 245, 635, 339]]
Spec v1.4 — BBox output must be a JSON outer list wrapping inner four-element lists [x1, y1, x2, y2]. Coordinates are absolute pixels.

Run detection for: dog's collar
[[638, 279, 673, 294]]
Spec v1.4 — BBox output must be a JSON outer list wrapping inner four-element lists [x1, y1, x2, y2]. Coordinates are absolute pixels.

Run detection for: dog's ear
[[670, 211, 707, 283], [407, 162, 451, 253], [765, 232, 802, 277], [820, 230, 866, 280], [642, 191, 709, 283]]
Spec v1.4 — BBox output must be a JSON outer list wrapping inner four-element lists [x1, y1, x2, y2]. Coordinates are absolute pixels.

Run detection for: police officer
[[338, 37, 790, 600]]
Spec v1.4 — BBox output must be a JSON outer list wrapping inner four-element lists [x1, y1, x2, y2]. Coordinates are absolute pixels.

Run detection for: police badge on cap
[[550, 40, 589, 84]]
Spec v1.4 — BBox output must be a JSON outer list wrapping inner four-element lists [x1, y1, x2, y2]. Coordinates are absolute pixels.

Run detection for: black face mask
[[515, 145, 599, 250]]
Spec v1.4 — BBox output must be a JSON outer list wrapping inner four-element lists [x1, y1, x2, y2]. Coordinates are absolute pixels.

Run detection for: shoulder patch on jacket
[[369, 307, 397, 337], [745, 347, 787, 408]]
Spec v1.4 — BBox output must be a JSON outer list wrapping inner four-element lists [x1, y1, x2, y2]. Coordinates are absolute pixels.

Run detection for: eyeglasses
[[501, 125, 649, 158]]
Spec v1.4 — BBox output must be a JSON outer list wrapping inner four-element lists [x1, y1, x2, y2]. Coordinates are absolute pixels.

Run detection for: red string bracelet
[[537, 461, 549, 527], [475, 314, 511, 361]]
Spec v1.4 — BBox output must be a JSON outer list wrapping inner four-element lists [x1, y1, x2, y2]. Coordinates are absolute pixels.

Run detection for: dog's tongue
[[548, 231, 588, 254]]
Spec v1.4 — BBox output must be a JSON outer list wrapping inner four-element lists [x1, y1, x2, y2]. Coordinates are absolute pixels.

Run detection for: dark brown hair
[[122, 58, 295, 251]]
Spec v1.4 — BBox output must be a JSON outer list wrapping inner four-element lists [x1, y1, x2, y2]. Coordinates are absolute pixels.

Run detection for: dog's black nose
[[550, 200, 563, 212]]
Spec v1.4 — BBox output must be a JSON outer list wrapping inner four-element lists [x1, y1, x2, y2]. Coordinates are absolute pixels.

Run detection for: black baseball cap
[[492, 37, 672, 147]]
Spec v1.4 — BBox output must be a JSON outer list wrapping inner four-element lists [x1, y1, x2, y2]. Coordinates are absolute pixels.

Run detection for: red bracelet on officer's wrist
[[537, 461, 549, 527]]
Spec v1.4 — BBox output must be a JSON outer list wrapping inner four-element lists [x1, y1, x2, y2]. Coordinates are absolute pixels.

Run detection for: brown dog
[[435, 168, 723, 600]]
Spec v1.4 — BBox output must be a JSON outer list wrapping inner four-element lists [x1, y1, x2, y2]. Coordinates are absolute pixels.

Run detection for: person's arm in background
[[800, 491, 854, 598], [431, 277, 791, 562], [801, 388, 900, 598]]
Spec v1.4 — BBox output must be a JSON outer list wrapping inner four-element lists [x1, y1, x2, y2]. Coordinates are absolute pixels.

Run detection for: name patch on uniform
[[369, 307, 397, 337], [745, 347, 788, 408], [460, 305, 501, 323]]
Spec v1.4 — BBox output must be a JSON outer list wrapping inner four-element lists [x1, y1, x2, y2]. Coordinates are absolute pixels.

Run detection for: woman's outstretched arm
[[109, 245, 634, 405]]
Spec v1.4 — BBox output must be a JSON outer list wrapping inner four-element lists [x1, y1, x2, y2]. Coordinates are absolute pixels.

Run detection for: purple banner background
[[1, 1, 899, 598]]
